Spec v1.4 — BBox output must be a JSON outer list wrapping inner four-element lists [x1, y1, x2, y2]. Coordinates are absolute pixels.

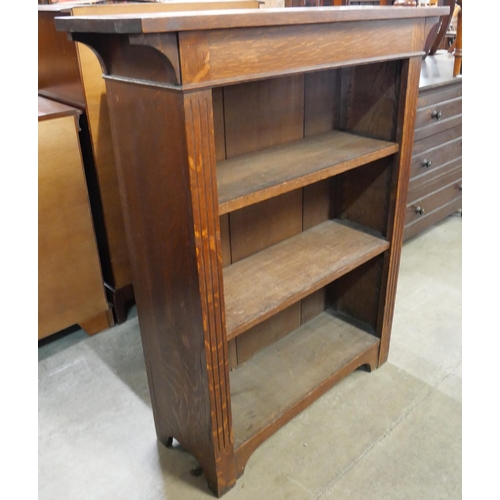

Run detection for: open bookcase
[[56, 5, 447, 497]]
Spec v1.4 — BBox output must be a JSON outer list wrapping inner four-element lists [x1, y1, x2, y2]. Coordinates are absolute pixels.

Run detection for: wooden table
[[55, 5, 447, 496]]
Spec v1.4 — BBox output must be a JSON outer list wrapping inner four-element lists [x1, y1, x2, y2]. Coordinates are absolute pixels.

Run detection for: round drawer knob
[[422, 159, 432, 168], [415, 206, 425, 215], [458, 184, 462, 191], [431, 110, 443, 120]]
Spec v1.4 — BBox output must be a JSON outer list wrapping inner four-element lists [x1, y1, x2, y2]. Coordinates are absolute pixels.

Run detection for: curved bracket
[[69, 32, 181, 86]]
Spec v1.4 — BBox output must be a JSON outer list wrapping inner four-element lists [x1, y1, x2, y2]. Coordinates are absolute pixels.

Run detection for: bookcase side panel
[[105, 80, 236, 495]]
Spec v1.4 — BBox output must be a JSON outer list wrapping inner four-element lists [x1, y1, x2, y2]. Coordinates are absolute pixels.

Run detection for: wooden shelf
[[230, 311, 380, 449], [217, 130, 398, 215], [223, 219, 389, 340]]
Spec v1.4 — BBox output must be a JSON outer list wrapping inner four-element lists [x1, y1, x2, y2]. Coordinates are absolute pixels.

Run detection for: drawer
[[415, 96, 462, 130], [410, 136, 461, 180], [407, 164, 461, 204], [405, 180, 462, 226], [414, 99, 461, 140], [404, 198, 461, 242], [412, 124, 461, 158], [417, 83, 462, 109]]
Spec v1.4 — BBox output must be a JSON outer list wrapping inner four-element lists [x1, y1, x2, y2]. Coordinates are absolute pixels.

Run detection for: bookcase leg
[[104, 79, 237, 495]]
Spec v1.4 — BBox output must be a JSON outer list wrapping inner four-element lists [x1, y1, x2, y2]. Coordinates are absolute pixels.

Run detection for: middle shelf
[[223, 219, 390, 340], [217, 130, 399, 215]]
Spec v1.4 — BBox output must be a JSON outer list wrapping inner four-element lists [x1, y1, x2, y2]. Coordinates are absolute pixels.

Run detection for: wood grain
[[231, 311, 380, 466], [222, 75, 304, 159], [53, 7, 446, 494], [235, 304, 301, 365], [104, 81, 236, 495], [224, 219, 389, 340], [376, 56, 422, 365], [218, 130, 398, 215], [178, 19, 421, 87], [54, 7, 448, 34], [228, 190, 303, 263]]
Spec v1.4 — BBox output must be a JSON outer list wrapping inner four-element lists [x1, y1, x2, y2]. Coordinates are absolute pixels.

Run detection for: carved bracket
[[69, 32, 181, 86]]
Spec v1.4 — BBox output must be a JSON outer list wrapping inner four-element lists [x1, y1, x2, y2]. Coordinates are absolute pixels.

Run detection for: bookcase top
[[55, 6, 449, 34]]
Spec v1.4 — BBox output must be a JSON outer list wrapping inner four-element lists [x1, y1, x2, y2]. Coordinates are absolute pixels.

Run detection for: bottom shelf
[[230, 311, 380, 465]]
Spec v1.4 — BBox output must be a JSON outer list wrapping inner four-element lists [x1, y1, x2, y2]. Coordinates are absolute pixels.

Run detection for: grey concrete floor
[[38, 213, 462, 500]]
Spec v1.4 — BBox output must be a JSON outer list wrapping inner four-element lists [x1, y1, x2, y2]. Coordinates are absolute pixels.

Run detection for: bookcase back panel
[[222, 75, 305, 158], [340, 60, 401, 141], [334, 157, 394, 237], [327, 256, 385, 333], [304, 69, 342, 136]]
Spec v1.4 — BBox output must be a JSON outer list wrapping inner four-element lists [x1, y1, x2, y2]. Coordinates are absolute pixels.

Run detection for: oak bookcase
[[56, 6, 447, 496]]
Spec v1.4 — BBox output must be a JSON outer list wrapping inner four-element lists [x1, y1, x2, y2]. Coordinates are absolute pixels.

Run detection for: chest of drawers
[[404, 53, 462, 241]]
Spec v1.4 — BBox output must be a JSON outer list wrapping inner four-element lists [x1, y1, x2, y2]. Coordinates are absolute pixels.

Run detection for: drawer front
[[417, 84, 462, 109], [408, 164, 461, 204], [414, 96, 462, 131], [404, 198, 461, 241], [412, 124, 461, 158], [405, 180, 462, 226], [414, 113, 461, 142], [410, 136, 462, 180]]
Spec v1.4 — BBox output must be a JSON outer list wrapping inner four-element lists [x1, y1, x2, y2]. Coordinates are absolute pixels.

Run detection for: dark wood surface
[[55, 6, 447, 496], [55, 6, 448, 33], [218, 131, 398, 215], [224, 220, 389, 339], [38, 95, 81, 120]]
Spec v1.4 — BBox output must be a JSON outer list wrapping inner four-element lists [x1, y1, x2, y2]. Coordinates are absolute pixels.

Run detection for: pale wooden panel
[[77, 42, 132, 288], [38, 112, 109, 339], [230, 311, 379, 447], [218, 130, 398, 215], [223, 220, 389, 339], [236, 304, 301, 365], [229, 190, 302, 263], [222, 75, 304, 158]]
